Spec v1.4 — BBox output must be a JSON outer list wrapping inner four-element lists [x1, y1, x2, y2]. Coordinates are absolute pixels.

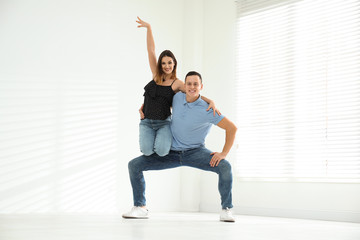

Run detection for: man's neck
[[185, 94, 200, 103]]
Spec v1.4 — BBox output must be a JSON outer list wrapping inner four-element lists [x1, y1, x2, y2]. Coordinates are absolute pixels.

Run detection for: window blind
[[235, 0, 360, 182], [0, 75, 119, 212]]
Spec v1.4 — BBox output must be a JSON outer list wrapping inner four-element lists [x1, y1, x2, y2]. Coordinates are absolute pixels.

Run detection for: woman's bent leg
[[154, 123, 172, 157], [139, 119, 156, 156]]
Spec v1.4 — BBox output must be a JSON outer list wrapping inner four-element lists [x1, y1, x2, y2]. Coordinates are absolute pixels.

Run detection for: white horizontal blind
[[0, 75, 119, 213], [235, 0, 360, 182]]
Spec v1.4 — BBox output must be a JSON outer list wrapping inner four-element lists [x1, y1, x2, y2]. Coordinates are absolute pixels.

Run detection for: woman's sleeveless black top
[[143, 80, 176, 120]]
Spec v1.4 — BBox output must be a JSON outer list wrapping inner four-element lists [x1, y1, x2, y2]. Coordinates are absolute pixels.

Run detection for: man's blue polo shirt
[[170, 92, 224, 151]]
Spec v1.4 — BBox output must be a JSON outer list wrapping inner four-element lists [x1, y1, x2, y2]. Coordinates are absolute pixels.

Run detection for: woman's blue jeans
[[139, 117, 172, 157], [128, 147, 233, 209]]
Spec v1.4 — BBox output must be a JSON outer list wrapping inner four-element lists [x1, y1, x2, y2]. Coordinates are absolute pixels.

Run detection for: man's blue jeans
[[128, 147, 233, 209]]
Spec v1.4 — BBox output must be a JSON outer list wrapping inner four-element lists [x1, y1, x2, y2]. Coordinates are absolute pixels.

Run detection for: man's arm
[[209, 117, 237, 167]]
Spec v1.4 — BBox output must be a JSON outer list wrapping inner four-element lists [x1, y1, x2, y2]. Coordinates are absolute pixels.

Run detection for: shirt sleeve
[[205, 107, 225, 125]]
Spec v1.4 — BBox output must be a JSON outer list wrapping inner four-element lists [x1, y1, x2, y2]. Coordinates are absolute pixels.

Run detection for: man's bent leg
[[128, 152, 180, 207], [182, 147, 233, 209]]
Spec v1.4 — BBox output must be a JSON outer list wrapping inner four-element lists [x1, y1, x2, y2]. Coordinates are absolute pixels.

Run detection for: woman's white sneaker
[[220, 208, 235, 222], [122, 207, 149, 219]]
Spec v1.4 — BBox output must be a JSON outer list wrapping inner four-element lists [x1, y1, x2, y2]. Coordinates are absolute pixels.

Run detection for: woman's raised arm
[[136, 17, 157, 78]]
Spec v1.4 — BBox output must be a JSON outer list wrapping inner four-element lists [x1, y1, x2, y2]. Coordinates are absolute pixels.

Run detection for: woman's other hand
[[139, 104, 145, 119], [207, 101, 221, 116]]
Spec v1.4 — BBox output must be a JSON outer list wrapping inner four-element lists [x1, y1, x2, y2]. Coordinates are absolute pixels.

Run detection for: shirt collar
[[182, 93, 202, 108]]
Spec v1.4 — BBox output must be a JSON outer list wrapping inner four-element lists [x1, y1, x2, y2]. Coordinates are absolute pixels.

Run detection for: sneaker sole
[[220, 219, 235, 222], [122, 215, 149, 219]]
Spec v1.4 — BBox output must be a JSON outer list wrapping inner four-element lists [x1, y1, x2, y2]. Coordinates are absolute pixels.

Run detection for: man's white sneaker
[[220, 207, 235, 222], [122, 207, 149, 219]]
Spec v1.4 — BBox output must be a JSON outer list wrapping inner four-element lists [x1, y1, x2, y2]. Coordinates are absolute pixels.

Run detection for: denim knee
[[218, 160, 232, 176], [140, 136, 155, 156], [128, 159, 141, 173], [154, 148, 170, 157], [128, 160, 135, 172], [142, 149, 154, 156]]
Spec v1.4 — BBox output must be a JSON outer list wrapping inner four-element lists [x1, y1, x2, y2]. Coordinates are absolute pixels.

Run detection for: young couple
[[122, 17, 237, 222]]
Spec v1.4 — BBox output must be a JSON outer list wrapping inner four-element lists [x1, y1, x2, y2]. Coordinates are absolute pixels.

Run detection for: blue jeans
[[139, 117, 172, 157], [128, 147, 233, 209]]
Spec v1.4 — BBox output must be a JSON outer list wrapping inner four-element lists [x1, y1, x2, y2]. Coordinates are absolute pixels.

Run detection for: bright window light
[[235, 0, 360, 182]]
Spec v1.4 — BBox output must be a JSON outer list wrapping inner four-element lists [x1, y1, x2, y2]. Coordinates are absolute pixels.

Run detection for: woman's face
[[161, 56, 175, 75]]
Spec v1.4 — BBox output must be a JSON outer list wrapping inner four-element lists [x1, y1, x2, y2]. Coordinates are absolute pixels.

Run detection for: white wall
[[198, 0, 360, 223], [0, 0, 185, 214], [1, 0, 359, 222]]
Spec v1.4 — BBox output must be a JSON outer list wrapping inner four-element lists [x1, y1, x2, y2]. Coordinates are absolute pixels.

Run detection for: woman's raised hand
[[136, 16, 150, 28], [136, 16, 156, 76]]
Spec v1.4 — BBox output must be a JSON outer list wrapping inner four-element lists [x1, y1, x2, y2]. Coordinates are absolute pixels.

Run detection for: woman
[[136, 17, 219, 157]]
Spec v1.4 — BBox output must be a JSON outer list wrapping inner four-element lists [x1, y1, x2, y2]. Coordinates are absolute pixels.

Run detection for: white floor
[[0, 212, 359, 240]]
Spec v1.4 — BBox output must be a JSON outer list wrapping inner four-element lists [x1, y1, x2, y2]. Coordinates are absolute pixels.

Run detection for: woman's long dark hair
[[154, 50, 177, 84]]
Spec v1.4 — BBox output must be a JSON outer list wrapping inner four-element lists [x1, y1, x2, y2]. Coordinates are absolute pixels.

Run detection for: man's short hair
[[185, 71, 202, 83]]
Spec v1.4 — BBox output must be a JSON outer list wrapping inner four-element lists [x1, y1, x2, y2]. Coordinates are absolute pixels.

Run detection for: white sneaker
[[220, 208, 235, 222], [122, 207, 149, 219]]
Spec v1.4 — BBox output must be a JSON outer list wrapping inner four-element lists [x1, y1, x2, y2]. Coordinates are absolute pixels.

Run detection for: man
[[123, 71, 237, 222]]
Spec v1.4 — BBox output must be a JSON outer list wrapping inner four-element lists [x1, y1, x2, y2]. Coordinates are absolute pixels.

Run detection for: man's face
[[185, 75, 203, 98]]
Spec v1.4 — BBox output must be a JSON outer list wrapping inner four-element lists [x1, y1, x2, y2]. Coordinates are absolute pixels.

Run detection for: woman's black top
[[143, 80, 176, 120]]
